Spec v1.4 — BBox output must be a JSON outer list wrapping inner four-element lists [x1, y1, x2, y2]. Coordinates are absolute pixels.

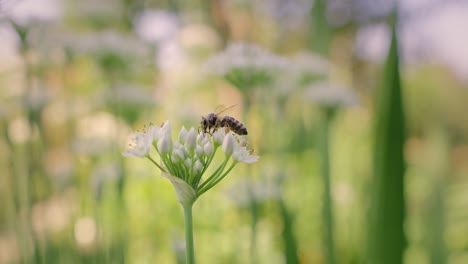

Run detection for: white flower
[[290, 51, 330, 78], [205, 42, 287, 76], [65, 30, 151, 60], [232, 143, 259, 164], [255, 0, 313, 30], [123, 131, 152, 157], [133, 9, 179, 44], [204, 42, 288, 90], [123, 122, 258, 205], [305, 82, 358, 108]]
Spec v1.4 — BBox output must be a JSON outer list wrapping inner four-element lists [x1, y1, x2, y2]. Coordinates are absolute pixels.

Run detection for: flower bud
[[178, 126, 188, 143], [183, 147, 190, 157], [197, 133, 205, 144], [195, 145, 204, 157], [161, 120, 172, 136], [213, 129, 225, 146], [175, 149, 185, 160], [202, 136, 210, 146], [185, 128, 197, 152], [157, 134, 172, 155], [184, 158, 192, 168], [161, 173, 196, 207], [222, 133, 234, 156], [193, 160, 203, 174], [171, 152, 179, 163], [203, 142, 213, 156], [148, 125, 161, 143]]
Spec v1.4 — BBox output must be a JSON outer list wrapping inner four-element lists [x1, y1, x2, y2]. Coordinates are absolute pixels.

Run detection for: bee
[[200, 105, 248, 135]]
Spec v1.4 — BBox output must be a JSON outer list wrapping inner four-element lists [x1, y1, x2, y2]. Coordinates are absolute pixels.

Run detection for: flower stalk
[[183, 205, 195, 264], [321, 108, 336, 264]]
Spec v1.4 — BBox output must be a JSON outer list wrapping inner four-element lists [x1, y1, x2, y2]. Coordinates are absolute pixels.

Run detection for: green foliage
[[368, 16, 407, 264]]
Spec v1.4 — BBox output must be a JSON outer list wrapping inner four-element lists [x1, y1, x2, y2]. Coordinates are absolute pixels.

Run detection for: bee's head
[[207, 113, 217, 124]]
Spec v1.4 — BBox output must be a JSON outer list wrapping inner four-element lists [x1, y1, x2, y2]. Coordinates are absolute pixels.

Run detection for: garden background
[[0, 0, 468, 263]]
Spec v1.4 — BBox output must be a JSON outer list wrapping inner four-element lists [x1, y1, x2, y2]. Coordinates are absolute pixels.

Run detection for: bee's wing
[[215, 104, 237, 115]]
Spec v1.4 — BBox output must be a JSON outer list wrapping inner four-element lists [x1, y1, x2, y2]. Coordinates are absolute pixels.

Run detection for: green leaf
[[368, 14, 407, 264]]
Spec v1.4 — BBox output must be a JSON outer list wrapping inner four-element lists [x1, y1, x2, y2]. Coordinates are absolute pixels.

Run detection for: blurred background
[[1, 0, 468, 263]]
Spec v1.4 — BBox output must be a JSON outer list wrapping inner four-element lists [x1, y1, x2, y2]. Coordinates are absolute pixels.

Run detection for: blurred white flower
[[305, 81, 358, 108], [205, 42, 287, 76], [71, 0, 123, 20], [2, 0, 61, 26], [290, 51, 330, 78], [274, 51, 331, 96], [204, 42, 287, 90], [64, 30, 151, 60], [123, 121, 259, 205], [133, 9, 179, 44], [156, 40, 187, 69], [179, 23, 221, 52], [227, 180, 281, 207], [255, 0, 313, 29]]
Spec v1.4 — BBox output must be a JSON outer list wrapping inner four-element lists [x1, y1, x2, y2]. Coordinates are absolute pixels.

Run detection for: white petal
[[232, 144, 259, 164], [123, 132, 151, 157]]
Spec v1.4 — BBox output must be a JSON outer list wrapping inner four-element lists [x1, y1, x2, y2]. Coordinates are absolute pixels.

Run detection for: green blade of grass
[[368, 12, 407, 264]]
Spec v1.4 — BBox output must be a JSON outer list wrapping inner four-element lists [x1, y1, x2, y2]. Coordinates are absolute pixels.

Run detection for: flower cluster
[[123, 121, 259, 206], [204, 42, 287, 91], [305, 81, 358, 109]]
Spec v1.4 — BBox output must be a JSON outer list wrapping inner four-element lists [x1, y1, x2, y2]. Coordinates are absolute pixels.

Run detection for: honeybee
[[200, 105, 248, 135]]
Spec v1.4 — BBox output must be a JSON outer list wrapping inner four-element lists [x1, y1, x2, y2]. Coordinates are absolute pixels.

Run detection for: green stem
[[321, 108, 336, 264], [197, 161, 237, 196], [183, 205, 195, 264], [197, 157, 229, 191], [195, 147, 218, 184], [147, 156, 167, 173]]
